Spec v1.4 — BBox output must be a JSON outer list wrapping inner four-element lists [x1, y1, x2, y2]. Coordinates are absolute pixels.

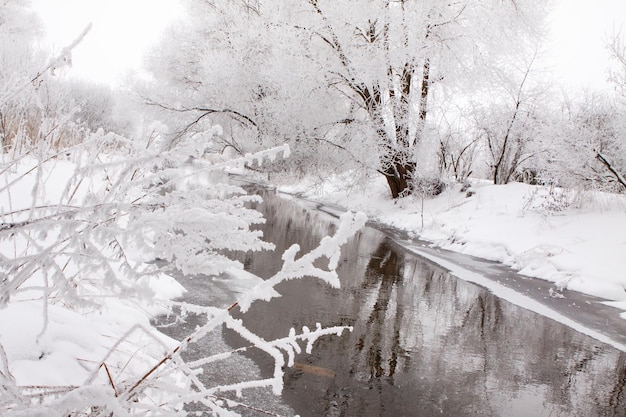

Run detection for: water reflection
[[233, 190, 626, 417]]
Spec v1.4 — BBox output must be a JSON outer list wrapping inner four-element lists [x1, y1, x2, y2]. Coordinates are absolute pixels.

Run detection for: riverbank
[[278, 175, 626, 318]]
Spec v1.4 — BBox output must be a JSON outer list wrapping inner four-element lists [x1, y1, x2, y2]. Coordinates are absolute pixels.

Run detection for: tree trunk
[[383, 160, 415, 199]]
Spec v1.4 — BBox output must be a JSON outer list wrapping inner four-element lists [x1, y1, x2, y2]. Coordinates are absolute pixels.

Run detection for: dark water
[[158, 187, 626, 417]]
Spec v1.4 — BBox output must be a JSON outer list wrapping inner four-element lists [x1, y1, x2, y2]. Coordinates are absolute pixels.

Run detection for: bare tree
[[565, 94, 626, 192], [603, 30, 626, 190]]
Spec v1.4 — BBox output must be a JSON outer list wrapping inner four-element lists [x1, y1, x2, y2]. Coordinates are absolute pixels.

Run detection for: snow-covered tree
[[311, 0, 549, 194], [0, 0, 45, 151], [437, 121, 481, 183], [550, 94, 626, 192], [146, 0, 551, 198], [472, 55, 549, 185], [142, 0, 368, 181], [601, 30, 626, 191], [0, 1, 102, 154]]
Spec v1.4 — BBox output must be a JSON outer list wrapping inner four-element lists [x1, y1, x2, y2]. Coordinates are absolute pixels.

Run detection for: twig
[[102, 363, 118, 397]]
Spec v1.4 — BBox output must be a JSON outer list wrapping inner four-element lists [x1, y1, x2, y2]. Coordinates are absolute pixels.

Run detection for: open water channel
[[155, 186, 626, 417]]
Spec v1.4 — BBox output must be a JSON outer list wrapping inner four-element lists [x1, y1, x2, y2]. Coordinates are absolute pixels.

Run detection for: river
[[155, 186, 626, 417]]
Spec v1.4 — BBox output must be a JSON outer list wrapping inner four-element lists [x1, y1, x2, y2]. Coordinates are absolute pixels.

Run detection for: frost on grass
[[0, 119, 365, 416]]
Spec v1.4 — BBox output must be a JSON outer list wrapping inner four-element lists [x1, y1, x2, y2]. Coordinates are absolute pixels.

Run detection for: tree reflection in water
[[354, 240, 407, 380], [225, 189, 626, 417]]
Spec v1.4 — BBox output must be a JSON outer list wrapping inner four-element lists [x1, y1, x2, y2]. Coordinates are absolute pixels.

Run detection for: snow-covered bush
[[0, 118, 366, 415], [529, 95, 626, 193]]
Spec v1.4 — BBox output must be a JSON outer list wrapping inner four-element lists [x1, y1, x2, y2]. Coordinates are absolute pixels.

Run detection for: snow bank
[[280, 175, 626, 316], [0, 274, 185, 387]]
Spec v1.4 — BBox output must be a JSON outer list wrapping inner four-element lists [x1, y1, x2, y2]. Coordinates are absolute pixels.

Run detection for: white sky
[[547, 0, 626, 92], [30, 0, 626, 91], [30, 0, 183, 85]]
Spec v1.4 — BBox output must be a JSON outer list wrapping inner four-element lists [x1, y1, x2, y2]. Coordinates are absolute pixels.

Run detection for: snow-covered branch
[[596, 151, 626, 191], [111, 210, 364, 413], [1, 113, 364, 416], [237, 210, 367, 312]]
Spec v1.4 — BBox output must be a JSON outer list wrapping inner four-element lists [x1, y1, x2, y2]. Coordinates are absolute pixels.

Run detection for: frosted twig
[[118, 211, 365, 404], [237, 211, 367, 312]]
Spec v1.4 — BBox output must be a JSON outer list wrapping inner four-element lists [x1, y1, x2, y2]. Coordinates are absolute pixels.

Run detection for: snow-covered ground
[[279, 175, 626, 318], [0, 156, 187, 397], [0, 277, 184, 387]]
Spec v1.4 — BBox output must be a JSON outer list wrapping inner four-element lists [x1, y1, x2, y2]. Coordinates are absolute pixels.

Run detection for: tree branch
[[595, 151, 626, 190], [144, 99, 258, 128]]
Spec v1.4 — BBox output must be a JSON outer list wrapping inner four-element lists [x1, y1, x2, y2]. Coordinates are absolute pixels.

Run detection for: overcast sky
[[30, 0, 626, 91], [548, 0, 626, 92], [30, 0, 183, 85]]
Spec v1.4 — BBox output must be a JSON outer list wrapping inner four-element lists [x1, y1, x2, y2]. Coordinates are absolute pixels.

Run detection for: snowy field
[[280, 175, 626, 319]]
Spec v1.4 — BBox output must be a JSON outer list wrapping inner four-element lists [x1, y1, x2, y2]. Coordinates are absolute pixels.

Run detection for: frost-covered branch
[[7, 210, 364, 416], [1, 113, 364, 416], [115, 211, 364, 412], [237, 211, 367, 312], [143, 98, 259, 142], [0, 133, 291, 308]]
